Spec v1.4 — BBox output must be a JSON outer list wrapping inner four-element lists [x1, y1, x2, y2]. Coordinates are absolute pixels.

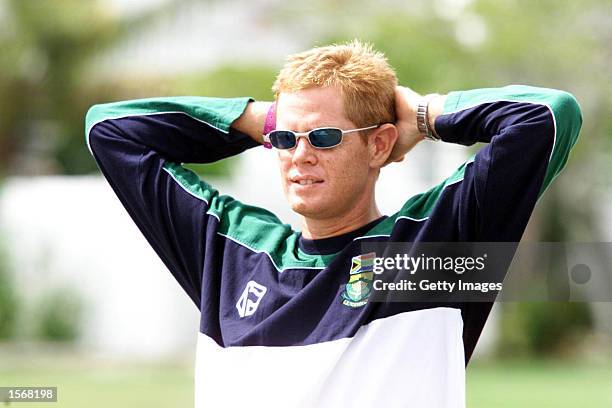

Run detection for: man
[[85, 40, 582, 407]]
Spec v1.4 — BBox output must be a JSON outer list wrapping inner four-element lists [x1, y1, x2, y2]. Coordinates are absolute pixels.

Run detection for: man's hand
[[387, 86, 447, 165], [386, 86, 424, 164]]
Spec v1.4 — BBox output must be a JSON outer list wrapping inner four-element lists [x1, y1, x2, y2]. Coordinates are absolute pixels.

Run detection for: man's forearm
[[86, 96, 259, 164], [431, 85, 582, 198], [231, 101, 272, 145]]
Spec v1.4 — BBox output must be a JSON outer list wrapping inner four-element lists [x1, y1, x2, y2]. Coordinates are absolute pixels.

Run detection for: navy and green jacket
[[86, 85, 582, 408]]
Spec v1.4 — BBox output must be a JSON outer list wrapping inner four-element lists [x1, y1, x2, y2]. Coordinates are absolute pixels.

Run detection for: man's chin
[[289, 199, 327, 219]]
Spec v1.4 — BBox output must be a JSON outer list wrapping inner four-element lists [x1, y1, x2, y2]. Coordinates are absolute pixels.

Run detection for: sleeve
[[433, 85, 583, 241], [85, 96, 260, 307]]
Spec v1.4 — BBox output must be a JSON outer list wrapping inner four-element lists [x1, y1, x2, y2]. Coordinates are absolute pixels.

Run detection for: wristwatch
[[416, 94, 440, 141]]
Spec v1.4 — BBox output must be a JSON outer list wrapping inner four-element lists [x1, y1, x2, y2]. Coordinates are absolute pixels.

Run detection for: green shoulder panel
[[443, 85, 583, 197], [85, 96, 252, 138], [365, 155, 477, 237]]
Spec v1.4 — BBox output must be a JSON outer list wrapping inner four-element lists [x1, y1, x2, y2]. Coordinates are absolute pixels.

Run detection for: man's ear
[[368, 123, 399, 168]]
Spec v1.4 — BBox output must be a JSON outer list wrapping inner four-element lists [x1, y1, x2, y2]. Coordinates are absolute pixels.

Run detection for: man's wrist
[[231, 101, 273, 144], [416, 94, 440, 141], [427, 94, 446, 140]]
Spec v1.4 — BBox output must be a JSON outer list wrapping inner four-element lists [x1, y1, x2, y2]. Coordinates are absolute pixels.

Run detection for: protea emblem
[[341, 252, 376, 308]]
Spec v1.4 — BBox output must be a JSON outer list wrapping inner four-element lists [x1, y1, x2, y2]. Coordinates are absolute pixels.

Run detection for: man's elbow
[[546, 90, 583, 153], [554, 91, 583, 132], [85, 104, 110, 156]]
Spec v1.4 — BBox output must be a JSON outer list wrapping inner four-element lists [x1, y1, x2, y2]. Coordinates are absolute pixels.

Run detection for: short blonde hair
[[272, 40, 397, 130]]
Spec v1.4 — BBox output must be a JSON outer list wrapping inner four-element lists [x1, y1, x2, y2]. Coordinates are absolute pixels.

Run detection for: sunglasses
[[263, 125, 379, 150]]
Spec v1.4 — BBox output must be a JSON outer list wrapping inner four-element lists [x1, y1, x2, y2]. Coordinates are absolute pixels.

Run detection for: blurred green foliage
[[0, 0, 280, 178], [0, 238, 18, 339], [34, 287, 82, 342], [0, 0, 188, 176], [499, 302, 593, 357], [173, 66, 277, 101], [523, 302, 592, 355]]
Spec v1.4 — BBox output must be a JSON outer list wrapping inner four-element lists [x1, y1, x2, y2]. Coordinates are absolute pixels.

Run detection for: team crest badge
[[341, 252, 376, 307]]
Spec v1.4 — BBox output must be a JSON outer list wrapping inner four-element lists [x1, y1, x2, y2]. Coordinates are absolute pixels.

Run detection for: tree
[[0, 0, 183, 176]]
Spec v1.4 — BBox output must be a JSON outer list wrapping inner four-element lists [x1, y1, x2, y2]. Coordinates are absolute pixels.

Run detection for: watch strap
[[416, 94, 440, 141]]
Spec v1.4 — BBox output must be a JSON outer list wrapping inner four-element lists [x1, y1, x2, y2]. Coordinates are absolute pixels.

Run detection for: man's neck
[[300, 203, 382, 240]]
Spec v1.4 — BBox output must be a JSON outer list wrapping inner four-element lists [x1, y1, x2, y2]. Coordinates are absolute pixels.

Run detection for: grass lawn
[[1, 349, 611, 407], [467, 359, 612, 407], [0, 350, 193, 408]]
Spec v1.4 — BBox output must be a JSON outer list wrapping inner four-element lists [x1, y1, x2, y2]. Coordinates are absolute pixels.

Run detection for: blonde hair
[[272, 40, 397, 130]]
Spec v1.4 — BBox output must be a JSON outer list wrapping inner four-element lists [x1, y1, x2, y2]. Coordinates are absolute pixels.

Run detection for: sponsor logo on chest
[[236, 280, 267, 317]]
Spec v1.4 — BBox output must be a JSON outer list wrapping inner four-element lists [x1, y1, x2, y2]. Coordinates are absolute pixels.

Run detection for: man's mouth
[[295, 179, 323, 186], [290, 176, 325, 187]]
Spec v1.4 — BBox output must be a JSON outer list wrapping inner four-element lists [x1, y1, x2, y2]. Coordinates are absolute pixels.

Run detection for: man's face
[[275, 87, 374, 220]]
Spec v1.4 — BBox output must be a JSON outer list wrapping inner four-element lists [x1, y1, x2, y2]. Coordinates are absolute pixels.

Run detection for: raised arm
[[394, 85, 583, 241], [85, 97, 268, 306]]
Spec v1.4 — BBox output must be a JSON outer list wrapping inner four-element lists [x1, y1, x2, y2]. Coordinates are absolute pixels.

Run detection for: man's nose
[[291, 136, 317, 165]]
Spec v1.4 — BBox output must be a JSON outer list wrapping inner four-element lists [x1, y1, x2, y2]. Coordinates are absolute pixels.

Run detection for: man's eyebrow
[[276, 122, 342, 131]]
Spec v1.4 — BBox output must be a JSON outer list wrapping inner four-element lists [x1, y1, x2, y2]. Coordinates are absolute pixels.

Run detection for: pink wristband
[[262, 102, 276, 149]]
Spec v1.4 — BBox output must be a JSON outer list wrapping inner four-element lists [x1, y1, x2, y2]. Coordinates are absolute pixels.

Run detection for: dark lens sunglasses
[[263, 125, 379, 150]]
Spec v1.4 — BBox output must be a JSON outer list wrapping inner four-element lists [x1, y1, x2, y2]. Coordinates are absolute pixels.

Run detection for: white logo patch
[[236, 280, 267, 318]]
